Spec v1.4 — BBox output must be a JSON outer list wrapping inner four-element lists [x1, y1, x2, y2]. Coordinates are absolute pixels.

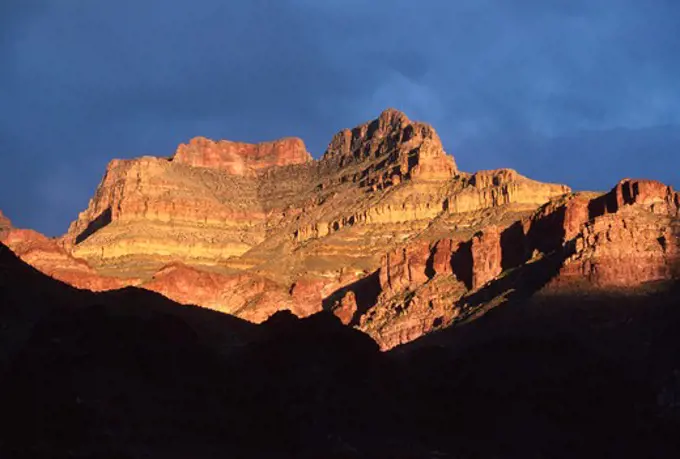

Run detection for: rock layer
[[556, 179, 680, 287], [172, 136, 312, 175], [1, 228, 131, 291], [6, 110, 676, 351], [355, 179, 679, 349]]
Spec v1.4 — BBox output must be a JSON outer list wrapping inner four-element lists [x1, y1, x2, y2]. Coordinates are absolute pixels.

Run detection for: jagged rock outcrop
[[350, 178, 679, 349], [589, 178, 680, 218], [331, 290, 358, 325], [555, 179, 680, 288], [321, 108, 457, 187]]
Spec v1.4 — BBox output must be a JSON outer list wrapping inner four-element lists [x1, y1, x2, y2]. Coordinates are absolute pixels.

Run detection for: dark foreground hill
[[1, 241, 679, 458]]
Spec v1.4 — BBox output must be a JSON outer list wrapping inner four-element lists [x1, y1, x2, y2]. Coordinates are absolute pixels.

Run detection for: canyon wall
[[3, 109, 677, 351]]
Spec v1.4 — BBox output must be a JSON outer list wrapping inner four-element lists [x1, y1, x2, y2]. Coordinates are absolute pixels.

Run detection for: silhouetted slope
[[1, 242, 679, 458]]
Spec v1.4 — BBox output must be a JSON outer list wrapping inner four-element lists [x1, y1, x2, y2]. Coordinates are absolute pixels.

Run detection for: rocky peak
[[172, 136, 312, 176], [321, 109, 457, 187]]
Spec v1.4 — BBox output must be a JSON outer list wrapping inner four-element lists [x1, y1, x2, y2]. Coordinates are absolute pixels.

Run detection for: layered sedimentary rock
[[445, 169, 571, 214], [62, 155, 270, 275], [320, 107, 457, 186], [10, 109, 677, 351], [15, 109, 569, 326], [1, 227, 131, 291], [556, 179, 680, 287], [142, 263, 296, 323], [172, 136, 312, 175], [355, 179, 680, 349]]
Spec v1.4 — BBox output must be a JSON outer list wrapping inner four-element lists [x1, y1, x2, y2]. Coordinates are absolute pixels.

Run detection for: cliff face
[[355, 179, 680, 349], [172, 136, 312, 175], [5, 109, 677, 350], [556, 179, 680, 287], [62, 155, 269, 275]]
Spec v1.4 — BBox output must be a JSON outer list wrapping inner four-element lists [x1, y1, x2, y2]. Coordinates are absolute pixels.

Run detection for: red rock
[[289, 277, 326, 317], [18, 108, 677, 353], [353, 179, 679, 349], [1, 228, 131, 291], [588, 178, 680, 219], [142, 263, 296, 323], [379, 241, 432, 295], [332, 291, 358, 325], [558, 213, 678, 288], [322, 108, 457, 187], [523, 180, 680, 289], [431, 238, 457, 276], [471, 227, 503, 290], [614, 179, 679, 214], [172, 136, 312, 176]]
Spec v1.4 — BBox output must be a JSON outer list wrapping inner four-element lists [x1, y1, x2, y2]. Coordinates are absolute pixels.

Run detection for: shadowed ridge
[[0, 241, 258, 362], [1, 238, 680, 457], [259, 309, 380, 353], [0, 244, 390, 457]]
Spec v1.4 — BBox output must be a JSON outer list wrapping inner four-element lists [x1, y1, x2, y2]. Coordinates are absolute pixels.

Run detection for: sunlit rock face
[[172, 136, 312, 176], [10, 109, 677, 350], [352, 179, 679, 350], [61, 155, 269, 274], [554, 179, 680, 288], [1, 228, 131, 291]]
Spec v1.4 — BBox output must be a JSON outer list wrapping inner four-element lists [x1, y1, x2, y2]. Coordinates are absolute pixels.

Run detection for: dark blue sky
[[1, 0, 679, 236]]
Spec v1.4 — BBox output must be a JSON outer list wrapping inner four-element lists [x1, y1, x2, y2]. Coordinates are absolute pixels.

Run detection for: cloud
[[0, 0, 678, 235]]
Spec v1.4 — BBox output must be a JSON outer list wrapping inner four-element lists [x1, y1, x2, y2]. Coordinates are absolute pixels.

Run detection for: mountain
[[1, 108, 678, 349], [1, 109, 680, 457]]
